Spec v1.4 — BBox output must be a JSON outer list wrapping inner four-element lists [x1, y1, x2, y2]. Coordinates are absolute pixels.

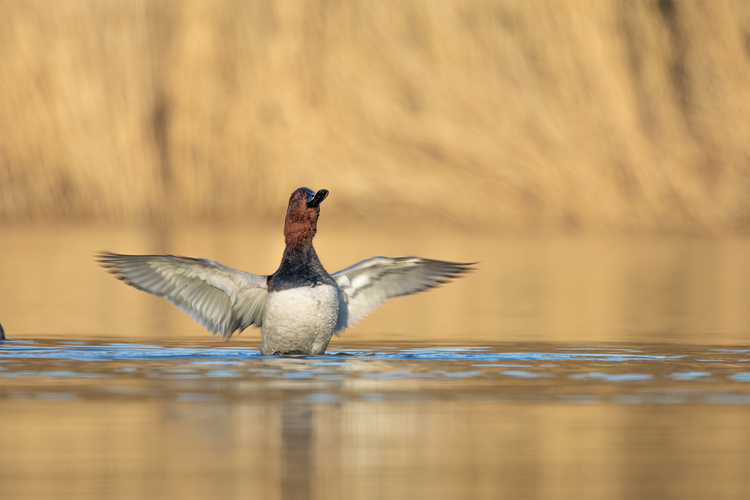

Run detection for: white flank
[[260, 285, 339, 355]]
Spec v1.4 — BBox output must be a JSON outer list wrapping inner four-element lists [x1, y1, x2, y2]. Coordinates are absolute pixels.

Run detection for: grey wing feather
[[98, 252, 268, 338], [332, 256, 474, 332]]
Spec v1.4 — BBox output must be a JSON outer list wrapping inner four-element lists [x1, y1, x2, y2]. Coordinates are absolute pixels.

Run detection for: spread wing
[[332, 257, 474, 332], [97, 252, 268, 338]]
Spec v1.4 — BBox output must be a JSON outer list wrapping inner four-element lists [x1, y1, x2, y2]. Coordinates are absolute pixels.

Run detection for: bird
[[98, 187, 473, 356]]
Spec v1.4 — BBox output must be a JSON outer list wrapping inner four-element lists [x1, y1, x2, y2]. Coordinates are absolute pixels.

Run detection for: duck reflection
[[280, 402, 313, 500]]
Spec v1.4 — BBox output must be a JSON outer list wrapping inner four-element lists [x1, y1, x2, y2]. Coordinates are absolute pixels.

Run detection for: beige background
[[2, 0, 748, 232]]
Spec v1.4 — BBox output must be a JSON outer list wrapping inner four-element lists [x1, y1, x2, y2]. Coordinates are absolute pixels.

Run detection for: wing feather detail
[[332, 256, 474, 332], [97, 252, 268, 338]]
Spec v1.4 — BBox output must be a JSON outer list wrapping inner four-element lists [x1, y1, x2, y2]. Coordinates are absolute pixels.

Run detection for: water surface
[[1, 340, 748, 500], [1, 228, 748, 499]]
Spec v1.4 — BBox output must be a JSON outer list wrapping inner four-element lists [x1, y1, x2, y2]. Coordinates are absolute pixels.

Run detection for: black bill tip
[[307, 189, 329, 208]]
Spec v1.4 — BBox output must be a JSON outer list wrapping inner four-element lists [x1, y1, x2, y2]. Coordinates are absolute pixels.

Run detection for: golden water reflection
[[1, 340, 749, 499], [1, 401, 744, 499]]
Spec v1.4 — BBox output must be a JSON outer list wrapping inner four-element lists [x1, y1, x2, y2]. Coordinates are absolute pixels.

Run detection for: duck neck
[[284, 221, 316, 248], [283, 209, 318, 249]]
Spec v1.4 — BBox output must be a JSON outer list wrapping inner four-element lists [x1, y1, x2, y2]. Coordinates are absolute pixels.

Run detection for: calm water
[[1, 227, 749, 499]]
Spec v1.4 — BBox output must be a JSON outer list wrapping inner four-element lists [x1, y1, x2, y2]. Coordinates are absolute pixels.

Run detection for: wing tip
[[433, 260, 478, 280], [95, 251, 130, 274]]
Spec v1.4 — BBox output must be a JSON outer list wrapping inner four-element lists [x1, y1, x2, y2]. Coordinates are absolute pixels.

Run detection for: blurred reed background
[[1, 0, 749, 232]]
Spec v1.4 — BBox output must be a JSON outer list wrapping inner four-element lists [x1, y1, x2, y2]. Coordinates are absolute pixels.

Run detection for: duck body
[[262, 244, 338, 355], [99, 187, 473, 356]]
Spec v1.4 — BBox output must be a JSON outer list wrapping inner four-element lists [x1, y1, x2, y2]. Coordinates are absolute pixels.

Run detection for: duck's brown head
[[284, 187, 328, 247]]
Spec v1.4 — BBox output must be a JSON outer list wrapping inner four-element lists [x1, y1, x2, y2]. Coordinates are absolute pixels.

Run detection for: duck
[[98, 187, 473, 356]]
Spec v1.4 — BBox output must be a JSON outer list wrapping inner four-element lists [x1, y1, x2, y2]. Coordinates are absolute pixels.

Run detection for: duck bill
[[307, 189, 329, 208]]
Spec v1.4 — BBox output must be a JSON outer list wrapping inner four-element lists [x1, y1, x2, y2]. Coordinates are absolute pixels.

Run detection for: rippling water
[[1, 227, 748, 499], [2, 341, 749, 404], [1, 340, 749, 500]]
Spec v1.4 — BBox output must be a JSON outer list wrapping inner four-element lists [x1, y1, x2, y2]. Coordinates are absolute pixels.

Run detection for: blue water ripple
[[570, 372, 653, 381], [0, 345, 687, 362], [669, 372, 711, 380], [206, 370, 241, 378], [502, 370, 554, 378]]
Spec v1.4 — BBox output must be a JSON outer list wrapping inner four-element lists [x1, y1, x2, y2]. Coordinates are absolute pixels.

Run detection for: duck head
[[284, 187, 329, 247]]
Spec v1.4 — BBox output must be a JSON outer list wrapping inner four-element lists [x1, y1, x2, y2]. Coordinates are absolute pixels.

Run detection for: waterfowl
[[98, 187, 473, 355]]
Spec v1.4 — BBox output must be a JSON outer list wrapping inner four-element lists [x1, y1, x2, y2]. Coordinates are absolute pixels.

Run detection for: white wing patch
[[98, 252, 268, 338], [332, 256, 474, 332]]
